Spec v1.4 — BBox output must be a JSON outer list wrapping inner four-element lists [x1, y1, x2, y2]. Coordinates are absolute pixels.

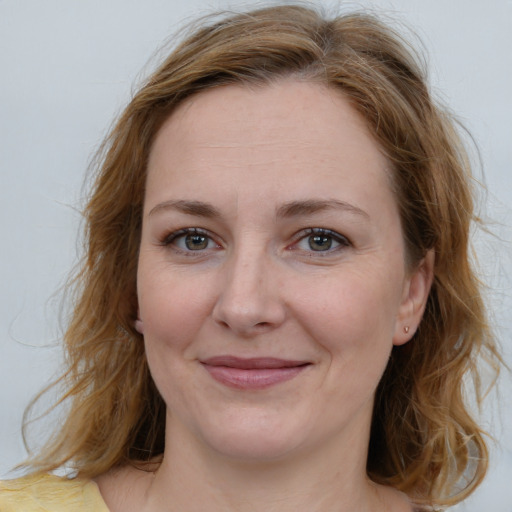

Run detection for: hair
[[22, 3, 502, 508]]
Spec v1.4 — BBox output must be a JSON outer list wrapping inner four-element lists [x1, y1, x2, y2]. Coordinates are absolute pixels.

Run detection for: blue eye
[[295, 229, 349, 253], [164, 229, 219, 251]]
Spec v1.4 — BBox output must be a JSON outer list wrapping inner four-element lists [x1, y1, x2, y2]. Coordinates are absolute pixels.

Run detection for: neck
[[144, 415, 389, 512]]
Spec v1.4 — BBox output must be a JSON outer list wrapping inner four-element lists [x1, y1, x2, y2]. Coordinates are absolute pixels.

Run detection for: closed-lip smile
[[201, 356, 311, 389]]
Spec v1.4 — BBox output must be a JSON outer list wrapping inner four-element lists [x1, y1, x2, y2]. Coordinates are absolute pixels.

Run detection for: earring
[[403, 326, 410, 334]]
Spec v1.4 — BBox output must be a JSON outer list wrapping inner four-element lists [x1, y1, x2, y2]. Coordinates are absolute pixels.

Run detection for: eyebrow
[[148, 198, 369, 220], [148, 200, 221, 218], [276, 199, 369, 219]]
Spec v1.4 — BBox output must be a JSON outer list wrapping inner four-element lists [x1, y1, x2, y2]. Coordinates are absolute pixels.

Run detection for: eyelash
[[290, 228, 351, 254], [160, 227, 351, 255], [161, 228, 221, 254]]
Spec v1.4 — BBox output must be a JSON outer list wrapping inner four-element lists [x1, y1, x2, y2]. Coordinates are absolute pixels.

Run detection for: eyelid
[[159, 226, 350, 255], [161, 227, 222, 251], [289, 228, 351, 252]]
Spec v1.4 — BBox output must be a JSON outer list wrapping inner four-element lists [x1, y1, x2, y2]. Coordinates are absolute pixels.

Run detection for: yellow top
[[0, 473, 110, 512], [0, 473, 435, 511]]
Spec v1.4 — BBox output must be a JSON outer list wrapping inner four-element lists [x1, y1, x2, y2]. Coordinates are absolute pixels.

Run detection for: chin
[[205, 428, 304, 463], [173, 405, 313, 463]]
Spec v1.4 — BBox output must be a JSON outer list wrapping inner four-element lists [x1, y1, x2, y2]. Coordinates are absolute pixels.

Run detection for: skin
[[96, 79, 433, 512]]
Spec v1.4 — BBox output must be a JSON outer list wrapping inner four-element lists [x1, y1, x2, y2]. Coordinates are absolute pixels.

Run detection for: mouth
[[200, 356, 311, 390]]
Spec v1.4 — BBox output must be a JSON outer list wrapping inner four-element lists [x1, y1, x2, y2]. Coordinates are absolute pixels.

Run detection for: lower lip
[[202, 365, 308, 390]]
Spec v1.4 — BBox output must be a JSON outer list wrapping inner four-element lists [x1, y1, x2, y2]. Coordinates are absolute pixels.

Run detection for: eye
[[163, 228, 220, 252], [293, 228, 350, 253]]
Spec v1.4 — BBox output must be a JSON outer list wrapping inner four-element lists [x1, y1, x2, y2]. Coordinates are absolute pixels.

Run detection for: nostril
[[216, 319, 270, 330], [217, 319, 230, 329]]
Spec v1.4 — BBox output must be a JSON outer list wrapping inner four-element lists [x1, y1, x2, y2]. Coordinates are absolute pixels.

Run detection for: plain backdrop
[[1, 1, 511, 510]]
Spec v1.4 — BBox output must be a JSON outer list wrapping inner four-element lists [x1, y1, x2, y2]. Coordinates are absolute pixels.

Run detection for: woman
[[0, 4, 501, 511]]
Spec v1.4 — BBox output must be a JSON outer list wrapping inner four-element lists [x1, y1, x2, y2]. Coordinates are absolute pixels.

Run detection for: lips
[[201, 356, 311, 389]]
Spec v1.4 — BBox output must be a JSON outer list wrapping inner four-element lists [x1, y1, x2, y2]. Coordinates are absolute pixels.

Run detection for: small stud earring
[[403, 326, 410, 334]]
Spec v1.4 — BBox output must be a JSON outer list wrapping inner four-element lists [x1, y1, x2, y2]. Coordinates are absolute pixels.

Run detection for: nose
[[212, 248, 286, 337]]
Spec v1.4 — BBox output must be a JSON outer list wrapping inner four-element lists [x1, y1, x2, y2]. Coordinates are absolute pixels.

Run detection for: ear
[[134, 309, 144, 335], [393, 250, 435, 346]]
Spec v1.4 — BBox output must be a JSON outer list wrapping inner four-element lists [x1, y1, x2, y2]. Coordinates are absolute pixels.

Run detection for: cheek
[[137, 264, 214, 410], [137, 262, 216, 355], [278, 268, 403, 438], [289, 267, 402, 365]]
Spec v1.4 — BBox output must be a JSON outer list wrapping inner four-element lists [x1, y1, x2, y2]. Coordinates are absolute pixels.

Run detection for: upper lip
[[201, 356, 310, 369]]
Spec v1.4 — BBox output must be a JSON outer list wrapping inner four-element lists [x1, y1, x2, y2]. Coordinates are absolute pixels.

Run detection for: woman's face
[[137, 80, 430, 462]]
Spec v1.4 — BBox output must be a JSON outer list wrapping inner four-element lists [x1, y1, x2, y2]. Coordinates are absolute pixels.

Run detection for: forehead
[[152, 79, 381, 154], [146, 79, 394, 215]]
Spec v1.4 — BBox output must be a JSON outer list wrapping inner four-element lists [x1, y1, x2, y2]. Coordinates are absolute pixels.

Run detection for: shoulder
[[0, 473, 109, 512]]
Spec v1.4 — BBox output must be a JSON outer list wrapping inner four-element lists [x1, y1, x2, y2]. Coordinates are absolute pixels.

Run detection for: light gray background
[[1, 1, 511, 510]]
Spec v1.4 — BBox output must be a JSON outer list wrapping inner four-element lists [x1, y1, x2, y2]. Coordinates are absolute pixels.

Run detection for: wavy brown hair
[[23, 4, 501, 508]]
